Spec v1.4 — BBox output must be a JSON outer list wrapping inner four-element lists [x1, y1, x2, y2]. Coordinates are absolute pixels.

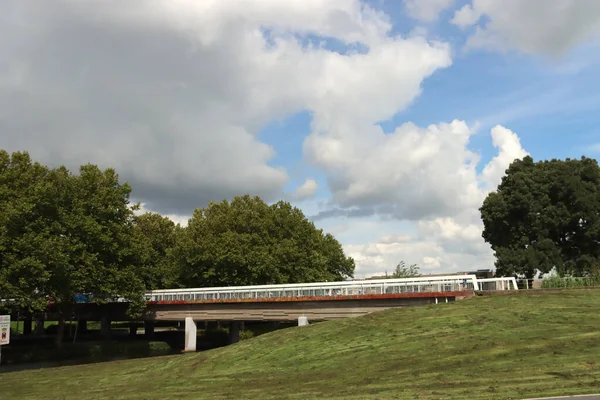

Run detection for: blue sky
[[3, 0, 600, 277]]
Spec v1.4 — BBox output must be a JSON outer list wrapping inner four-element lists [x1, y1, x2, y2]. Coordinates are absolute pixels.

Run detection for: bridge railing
[[0, 276, 519, 305], [146, 274, 514, 302]]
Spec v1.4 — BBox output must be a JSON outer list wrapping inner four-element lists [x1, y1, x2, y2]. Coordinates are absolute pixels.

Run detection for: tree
[[176, 195, 354, 287], [0, 151, 146, 346], [132, 212, 179, 289], [391, 261, 420, 278], [0, 150, 55, 312], [480, 155, 600, 278]]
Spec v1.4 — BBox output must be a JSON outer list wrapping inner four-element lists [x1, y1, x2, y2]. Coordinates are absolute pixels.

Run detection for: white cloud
[[345, 228, 493, 277], [404, 0, 457, 22], [292, 178, 319, 200], [0, 0, 533, 278], [335, 124, 528, 278], [480, 125, 529, 190], [307, 120, 481, 221], [1, 0, 451, 216], [451, 0, 600, 56], [135, 203, 190, 227], [450, 4, 480, 28]]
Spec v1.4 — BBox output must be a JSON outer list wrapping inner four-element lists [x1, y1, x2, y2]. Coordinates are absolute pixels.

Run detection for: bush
[[541, 275, 600, 289]]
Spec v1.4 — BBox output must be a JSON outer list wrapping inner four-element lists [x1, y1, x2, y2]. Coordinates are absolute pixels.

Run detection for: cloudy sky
[[3, 0, 600, 278]]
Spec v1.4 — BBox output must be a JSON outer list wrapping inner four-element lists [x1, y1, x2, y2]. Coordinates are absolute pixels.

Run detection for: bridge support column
[[23, 319, 33, 336], [298, 316, 309, 326], [229, 321, 240, 344], [101, 316, 111, 340], [184, 317, 197, 352]]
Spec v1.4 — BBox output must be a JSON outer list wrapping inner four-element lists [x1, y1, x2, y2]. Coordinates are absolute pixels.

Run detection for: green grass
[[9, 320, 55, 334], [2, 290, 600, 400]]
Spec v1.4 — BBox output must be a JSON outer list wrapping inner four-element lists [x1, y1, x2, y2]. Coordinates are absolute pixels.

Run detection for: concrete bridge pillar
[[298, 316, 309, 326], [184, 317, 197, 352], [229, 321, 241, 344], [144, 321, 155, 340]]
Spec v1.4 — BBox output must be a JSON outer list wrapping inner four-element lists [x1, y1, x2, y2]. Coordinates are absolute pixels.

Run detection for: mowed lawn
[[1, 290, 600, 400]]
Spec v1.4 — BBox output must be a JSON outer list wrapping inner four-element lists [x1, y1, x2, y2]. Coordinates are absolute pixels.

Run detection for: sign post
[[0, 315, 10, 366]]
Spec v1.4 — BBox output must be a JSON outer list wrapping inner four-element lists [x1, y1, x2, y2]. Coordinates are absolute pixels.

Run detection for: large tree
[[0, 151, 54, 312], [132, 212, 180, 289], [0, 151, 146, 345], [176, 195, 354, 287], [480, 155, 600, 278]]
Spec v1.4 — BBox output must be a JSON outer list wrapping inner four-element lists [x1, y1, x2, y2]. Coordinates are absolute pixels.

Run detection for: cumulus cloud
[[0, 0, 533, 276], [480, 125, 529, 190], [345, 227, 495, 277], [404, 0, 457, 22], [339, 124, 528, 277], [451, 0, 600, 56], [292, 178, 319, 200], [0, 0, 452, 215], [135, 203, 190, 228], [306, 120, 481, 221]]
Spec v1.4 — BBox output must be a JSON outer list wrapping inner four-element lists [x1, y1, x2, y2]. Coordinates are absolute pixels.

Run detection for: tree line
[[4, 149, 600, 321], [0, 150, 355, 321]]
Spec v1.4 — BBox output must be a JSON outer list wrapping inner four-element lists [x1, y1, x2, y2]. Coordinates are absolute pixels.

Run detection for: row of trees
[[5, 149, 599, 325], [481, 156, 600, 278], [0, 150, 355, 325]]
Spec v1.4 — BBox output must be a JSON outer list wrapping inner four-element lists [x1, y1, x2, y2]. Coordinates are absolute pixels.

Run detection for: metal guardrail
[[146, 275, 519, 302]]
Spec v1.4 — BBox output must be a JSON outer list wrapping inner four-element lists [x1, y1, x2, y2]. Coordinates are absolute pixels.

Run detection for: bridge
[[5, 275, 517, 352], [146, 274, 517, 351]]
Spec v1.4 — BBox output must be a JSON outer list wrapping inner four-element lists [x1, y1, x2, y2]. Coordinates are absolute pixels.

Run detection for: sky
[[2, 0, 600, 278]]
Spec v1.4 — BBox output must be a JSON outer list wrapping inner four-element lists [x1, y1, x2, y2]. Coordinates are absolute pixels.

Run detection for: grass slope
[[1, 290, 600, 400]]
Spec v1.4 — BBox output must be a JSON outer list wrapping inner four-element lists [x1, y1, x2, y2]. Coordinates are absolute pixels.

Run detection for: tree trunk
[[55, 314, 66, 349]]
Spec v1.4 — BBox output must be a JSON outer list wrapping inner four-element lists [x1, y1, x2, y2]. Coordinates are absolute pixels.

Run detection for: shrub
[[541, 275, 600, 289]]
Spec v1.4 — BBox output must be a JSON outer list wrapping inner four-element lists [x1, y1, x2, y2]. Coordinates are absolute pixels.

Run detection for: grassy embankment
[[1, 290, 599, 399]]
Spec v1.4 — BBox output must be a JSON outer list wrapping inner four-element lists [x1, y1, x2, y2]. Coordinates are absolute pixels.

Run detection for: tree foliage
[[391, 261, 420, 278], [1, 150, 356, 345], [0, 150, 146, 344], [176, 195, 354, 287], [132, 212, 180, 289], [480, 155, 600, 278]]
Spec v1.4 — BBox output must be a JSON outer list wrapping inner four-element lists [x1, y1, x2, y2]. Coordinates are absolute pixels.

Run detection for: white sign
[[0, 315, 10, 345]]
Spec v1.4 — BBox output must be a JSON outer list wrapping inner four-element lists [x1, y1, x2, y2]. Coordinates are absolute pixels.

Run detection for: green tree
[[0, 151, 146, 346], [480, 155, 600, 278], [132, 212, 179, 289], [176, 195, 354, 287], [0, 150, 54, 312], [391, 261, 420, 278]]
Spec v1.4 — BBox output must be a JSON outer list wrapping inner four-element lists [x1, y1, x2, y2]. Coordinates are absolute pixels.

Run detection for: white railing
[[477, 277, 518, 291], [146, 274, 517, 302], [0, 276, 519, 305]]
